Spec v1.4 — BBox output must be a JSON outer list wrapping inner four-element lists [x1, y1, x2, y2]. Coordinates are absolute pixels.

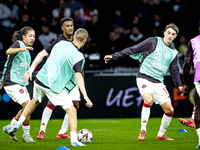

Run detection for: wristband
[[29, 66, 35, 73]]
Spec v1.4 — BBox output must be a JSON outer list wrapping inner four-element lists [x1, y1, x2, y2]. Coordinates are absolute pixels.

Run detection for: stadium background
[[0, 0, 199, 119]]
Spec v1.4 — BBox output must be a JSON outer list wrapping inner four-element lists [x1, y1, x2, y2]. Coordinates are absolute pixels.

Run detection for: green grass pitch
[[0, 118, 197, 150]]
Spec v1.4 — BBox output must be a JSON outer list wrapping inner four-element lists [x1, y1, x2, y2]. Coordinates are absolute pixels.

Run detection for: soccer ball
[[77, 129, 93, 143]]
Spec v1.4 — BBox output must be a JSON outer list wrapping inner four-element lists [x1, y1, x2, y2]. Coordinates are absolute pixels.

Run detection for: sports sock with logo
[[141, 103, 151, 131], [157, 113, 173, 137], [40, 104, 54, 132], [58, 113, 69, 134], [22, 123, 30, 135], [10, 117, 18, 128]]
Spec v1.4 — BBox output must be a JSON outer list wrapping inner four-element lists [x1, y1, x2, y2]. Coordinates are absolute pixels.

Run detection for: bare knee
[[143, 93, 153, 105], [66, 105, 76, 114], [165, 107, 174, 114]]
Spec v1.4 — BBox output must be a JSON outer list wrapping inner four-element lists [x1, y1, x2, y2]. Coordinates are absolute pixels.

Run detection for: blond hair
[[74, 28, 89, 42], [165, 23, 179, 34]]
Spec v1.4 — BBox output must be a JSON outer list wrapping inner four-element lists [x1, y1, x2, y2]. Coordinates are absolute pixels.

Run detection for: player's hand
[[84, 97, 93, 108], [0, 82, 3, 90], [179, 85, 188, 97], [21, 70, 33, 83], [104, 55, 113, 64]]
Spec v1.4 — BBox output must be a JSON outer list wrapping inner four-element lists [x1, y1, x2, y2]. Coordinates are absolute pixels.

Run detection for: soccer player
[[182, 20, 200, 148], [104, 23, 187, 141], [0, 27, 36, 142], [36, 17, 80, 139], [8, 28, 93, 146]]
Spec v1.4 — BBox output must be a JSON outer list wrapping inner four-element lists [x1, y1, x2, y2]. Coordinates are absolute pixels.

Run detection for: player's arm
[[74, 61, 93, 108], [104, 37, 153, 63], [22, 49, 49, 82], [168, 55, 187, 95], [6, 47, 33, 55], [183, 41, 193, 85], [169, 56, 183, 90], [6, 41, 33, 55]]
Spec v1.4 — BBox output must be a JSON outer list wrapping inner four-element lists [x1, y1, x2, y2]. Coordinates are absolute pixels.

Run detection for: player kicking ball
[[8, 28, 93, 146], [104, 23, 187, 141]]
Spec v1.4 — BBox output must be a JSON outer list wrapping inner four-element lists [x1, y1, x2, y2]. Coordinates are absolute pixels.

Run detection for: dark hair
[[60, 17, 73, 26], [15, 26, 34, 41]]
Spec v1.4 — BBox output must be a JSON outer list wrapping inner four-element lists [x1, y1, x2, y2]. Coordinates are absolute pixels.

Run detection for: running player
[[0, 27, 36, 142], [182, 20, 200, 148], [104, 23, 187, 141], [36, 17, 79, 139], [8, 28, 93, 146]]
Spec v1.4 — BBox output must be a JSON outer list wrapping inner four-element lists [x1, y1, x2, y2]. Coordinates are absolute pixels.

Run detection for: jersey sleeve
[[73, 60, 83, 73], [169, 55, 183, 88], [10, 41, 20, 48], [186, 40, 193, 58], [45, 42, 56, 54], [112, 37, 155, 60]]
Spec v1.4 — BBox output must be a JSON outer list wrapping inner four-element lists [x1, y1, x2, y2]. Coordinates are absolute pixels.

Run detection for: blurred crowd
[[0, 0, 199, 71]]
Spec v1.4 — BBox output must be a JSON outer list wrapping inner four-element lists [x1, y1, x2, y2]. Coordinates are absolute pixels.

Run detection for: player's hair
[[74, 28, 89, 42], [60, 17, 73, 26], [15, 26, 34, 41], [165, 23, 179, 34]]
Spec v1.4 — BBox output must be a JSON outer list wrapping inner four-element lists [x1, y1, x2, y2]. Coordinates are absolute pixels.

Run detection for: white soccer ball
[[77, 129, 93, 143]]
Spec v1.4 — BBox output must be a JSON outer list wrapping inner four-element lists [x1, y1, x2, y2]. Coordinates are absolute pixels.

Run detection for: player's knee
[[165, 107, 174, 114], [66, 105, 76, 114]]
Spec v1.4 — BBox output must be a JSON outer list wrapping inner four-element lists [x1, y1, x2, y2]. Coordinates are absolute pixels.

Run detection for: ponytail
[[15, 26, 34, 41]]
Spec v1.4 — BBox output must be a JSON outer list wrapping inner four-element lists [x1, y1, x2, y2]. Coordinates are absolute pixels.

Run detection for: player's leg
[[3, 85, 34, 142], [157, 101, 174, 140], [151, 83, 173, 140], [193, 82, 200, 148], [2, 110, 23, 142], [179, 87, 196, 128], [138, 93, 152, 141], [64, 105, 85, 146], [57, 101, 79, 139], [44, 88, 85, 146], [136, 78, 153, 141], [20, 100, 36, 142], [57, 86, 80, 139], [8, 82, 45, 139], [37, 101, 55, 139], [9, 98, 38, 138]]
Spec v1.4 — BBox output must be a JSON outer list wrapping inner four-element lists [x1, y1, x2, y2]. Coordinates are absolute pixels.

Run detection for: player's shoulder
[[10, 40, 20, 48]]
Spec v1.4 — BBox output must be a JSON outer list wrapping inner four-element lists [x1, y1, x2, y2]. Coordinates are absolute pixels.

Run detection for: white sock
[[196, 128, 200, 143], [18, 115, 26, 125], [141, 104, 151, 131], [191, 107, 195, 120], [157, 113, 173, 137], [22, 123, 30, 135], [58, 113, 69, 134], [40, 105, 54, 132], [10, 117, 18, 128], [70, 131, 77, 142]]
